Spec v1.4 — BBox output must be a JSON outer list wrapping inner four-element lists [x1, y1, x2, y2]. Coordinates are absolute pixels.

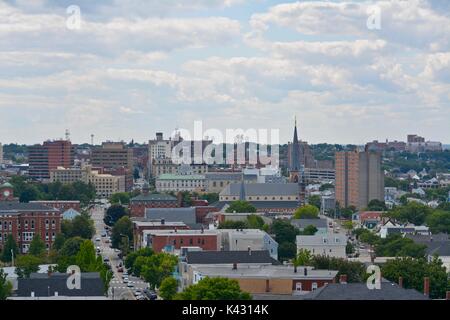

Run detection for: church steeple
[[290, 118, 300, 172]]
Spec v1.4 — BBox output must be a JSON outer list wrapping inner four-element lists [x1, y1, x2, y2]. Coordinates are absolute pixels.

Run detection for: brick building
[[28, 140, 74, 180], [129, 186, 179, 217], [0, 183, 62, 253], [29, 200, 81, 212], [142, 229, 219, 253]]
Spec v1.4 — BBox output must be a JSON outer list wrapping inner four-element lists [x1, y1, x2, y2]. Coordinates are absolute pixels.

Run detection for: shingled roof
[[16, 272, 105, 297]]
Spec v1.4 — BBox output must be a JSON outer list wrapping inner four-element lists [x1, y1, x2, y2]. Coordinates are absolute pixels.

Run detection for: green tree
[[375, 234, 426, 258], [110, 192, 131, 205], [246, 215, 265, 229], [141, 253, 179, 289], [389, 202, 432, 225], [59, 236, 85, 256], [319, 183, 334, 192], [310, 255, 366, 283], [425, 210, 450, 234], [1, 235, 18, 263], [294, 205, 319, 219], [300, 225, 318, 235], [346, 242, 355, 255], [342, 221, 354, 231], [270, 219, 300, 244], [367, 199, 387, 211], [15, 255, 43, 278], [70, 214, 95, 239], [278, 242, 297, 262], [358, 230, 380, 246], [124, 247, 154, 273], [104, 204, 128, 226], [159, 277, 178, 300], [225, 201, 257, 213], [218, 220, 249, 229], [382, 256, 449, 299], [111, 216, 133, 252], [308, 195, 322, 210], [293, 249, 312, 266], [75, 240, 98, 271], [0, 269, 13, 300], [29, 234, 46, 257], [52, 233, 66, 251], [175, 277, 251, 300]]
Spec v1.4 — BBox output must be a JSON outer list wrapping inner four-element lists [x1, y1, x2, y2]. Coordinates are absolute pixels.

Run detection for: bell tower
[[0, 182, 15, 201]]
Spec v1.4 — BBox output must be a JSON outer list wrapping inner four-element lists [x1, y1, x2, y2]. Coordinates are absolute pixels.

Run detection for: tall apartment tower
[[29, 140, 74, 180], [335, 150, 384, 209]]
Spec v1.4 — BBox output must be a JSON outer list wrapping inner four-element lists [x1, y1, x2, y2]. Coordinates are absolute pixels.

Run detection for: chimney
[[339, 274, 348, 284], [398, 277, 403, 288], [232, 263, 237, 270], [423, 277, 430, 297]]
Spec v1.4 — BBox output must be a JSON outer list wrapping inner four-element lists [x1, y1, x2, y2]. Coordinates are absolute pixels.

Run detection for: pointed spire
[[290, 118, 300, 171]]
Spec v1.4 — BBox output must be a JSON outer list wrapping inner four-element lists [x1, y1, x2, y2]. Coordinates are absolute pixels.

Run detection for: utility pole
[[11, 249, 14, 267]]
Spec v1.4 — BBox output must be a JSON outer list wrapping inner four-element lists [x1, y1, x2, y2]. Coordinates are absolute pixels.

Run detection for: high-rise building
[[0, 143, 3, 164], [335, 150, 384, 209], [28, 140, 74, 180], [91, 142, 133, 191]]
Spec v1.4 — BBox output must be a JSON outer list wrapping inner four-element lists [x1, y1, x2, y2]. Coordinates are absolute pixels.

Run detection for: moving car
[[143, 289, 158, 300], [127, 283, 134, 288]]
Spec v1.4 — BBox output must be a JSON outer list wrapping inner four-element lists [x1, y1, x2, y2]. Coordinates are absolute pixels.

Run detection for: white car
[[123, 278, 129, 283], [95, 237, 101, 242], [127, 283, 134, 288]]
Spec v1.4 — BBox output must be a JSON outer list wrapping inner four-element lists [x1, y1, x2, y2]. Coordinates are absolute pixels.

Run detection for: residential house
[[296, 234, 347, 258]]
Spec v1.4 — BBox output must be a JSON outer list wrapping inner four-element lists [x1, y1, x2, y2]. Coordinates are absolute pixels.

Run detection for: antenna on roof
[[65, 129, 70, 141]]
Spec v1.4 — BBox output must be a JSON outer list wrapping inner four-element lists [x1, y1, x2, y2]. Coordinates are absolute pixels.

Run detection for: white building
[[0, 143, 3, 164], [296, 234, 347, 258], [217, 229, 279, 260], [155, 173, 206, 192]]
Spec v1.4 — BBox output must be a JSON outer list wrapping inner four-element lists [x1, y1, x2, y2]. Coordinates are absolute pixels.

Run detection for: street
[[90, 204, 149, 300]]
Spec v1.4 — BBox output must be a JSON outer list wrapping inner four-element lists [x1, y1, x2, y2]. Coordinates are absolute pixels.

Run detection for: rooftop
[[186, 250, 280, 265], [220, 183, 300, 197], [0, 202, 60, 215], [291, 218, 328, 229], [191, 265, 338, 280], [301, 282, 429, 300], [296, 234, 347, 246], [145, 207, 196, 226], [157, 174, 205, 180], [131, 193, 177, 202]]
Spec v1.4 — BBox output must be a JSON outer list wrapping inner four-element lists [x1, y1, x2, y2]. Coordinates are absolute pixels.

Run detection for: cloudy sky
[[0, 0, 449, 145]]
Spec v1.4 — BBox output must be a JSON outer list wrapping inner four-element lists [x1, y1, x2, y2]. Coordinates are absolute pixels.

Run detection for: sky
[[0, 0, 449, 145]]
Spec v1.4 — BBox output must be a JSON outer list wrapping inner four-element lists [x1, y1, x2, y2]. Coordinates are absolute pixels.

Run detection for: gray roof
[[291, 218, 328, 229], [300, 282, 429, 300], [205, 172, 243, 180], [406, 233, 450, 256], [145, 207, 196, 226], [220, 183, 300, 197], [131, 193, 177, 202], [16, 272, 105, 297], [186, 250, 280, 265], [214, 201, 300, 211], [0, 202, 60, 215]]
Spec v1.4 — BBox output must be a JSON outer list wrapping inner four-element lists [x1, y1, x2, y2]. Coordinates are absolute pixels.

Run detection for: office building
[[28, 140, 74, 180]]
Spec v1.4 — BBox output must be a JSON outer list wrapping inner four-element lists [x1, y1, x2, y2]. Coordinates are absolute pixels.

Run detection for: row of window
[[0, 232, 56, 242], [222, 196, 299, 201], [171, 238, 206, 246], [0, 220, 57, 230]]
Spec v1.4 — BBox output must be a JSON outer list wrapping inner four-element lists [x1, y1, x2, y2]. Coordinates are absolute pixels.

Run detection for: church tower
[[289, 118, 307, 205], [289, 117, 300, 183]]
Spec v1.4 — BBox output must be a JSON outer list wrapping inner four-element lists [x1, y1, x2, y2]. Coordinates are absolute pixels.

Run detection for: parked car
[[123, 278, 129, 284], [144, 289, 158, 300], [95, 237, 101, 242], [127, 283, 134, 288]]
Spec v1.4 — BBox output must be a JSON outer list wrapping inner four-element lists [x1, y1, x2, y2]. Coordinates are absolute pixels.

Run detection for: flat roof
[[192, 265, 338, 280]]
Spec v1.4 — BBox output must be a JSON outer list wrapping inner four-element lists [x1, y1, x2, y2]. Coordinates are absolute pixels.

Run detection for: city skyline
[[1, 0, 449, 144]]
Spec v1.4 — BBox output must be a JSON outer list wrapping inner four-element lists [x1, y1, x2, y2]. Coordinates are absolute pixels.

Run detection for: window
[[31, 220, 35, 230], [190, 238, 193, 245], [312, 283, 318, 291]]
